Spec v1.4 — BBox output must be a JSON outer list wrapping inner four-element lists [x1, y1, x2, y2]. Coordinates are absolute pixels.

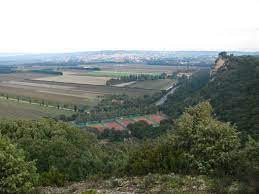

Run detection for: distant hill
[[0, 50, 258, 66], [162, 53, 259, 140]]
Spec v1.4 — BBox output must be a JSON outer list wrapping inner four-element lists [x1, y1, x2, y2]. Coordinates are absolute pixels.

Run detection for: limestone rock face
[[210, 56, 228, 77]]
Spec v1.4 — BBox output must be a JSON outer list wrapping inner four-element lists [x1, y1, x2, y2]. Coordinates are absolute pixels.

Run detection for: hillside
[[0, 54, 258, 193], [162, 53, 259, 140], [1, 101, 258, 193]]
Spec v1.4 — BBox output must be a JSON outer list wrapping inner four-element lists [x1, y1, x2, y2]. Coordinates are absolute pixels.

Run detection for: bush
[[172, 102, 240, 175], [0, 119, 104, 185], [0, 136, 38, 193], [235, 137, 259, 193], [40, 167, 66, 186], [127, 102, 241, 176]]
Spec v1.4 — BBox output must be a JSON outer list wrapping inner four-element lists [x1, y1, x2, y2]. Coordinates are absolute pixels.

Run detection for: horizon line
[[1, 49, 259, 55]]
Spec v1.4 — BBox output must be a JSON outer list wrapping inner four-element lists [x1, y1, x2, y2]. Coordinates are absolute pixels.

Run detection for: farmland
[[0, 63, 180, 119], [129, 79, 176, 90], [0, 97, 73, 119], [84, 70, 160, 77], [92, 64, 180, 74], [0, 80, 94, 106], [35, 71, 110, 85], [0, 72, 157, 107]]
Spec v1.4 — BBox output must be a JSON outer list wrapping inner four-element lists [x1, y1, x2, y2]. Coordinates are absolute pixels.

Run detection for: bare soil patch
[[34, 72, 110, 85]]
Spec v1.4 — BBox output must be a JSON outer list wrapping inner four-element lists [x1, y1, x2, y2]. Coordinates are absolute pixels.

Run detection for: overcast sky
[[0, 0, 258, 53]]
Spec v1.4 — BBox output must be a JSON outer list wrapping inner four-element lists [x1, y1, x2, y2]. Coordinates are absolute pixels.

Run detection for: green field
[[85, 70, 160, 77], [0, 98, 73, 120], [129, 79, 175, 90]]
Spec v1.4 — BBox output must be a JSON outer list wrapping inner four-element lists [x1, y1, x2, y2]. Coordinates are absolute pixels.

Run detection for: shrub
[[0, 136, 38, 193], [0, 119, 104, 185], [40, 167, 66, 186], [127, 102, 241, 176], [172, 101, 240, 175]]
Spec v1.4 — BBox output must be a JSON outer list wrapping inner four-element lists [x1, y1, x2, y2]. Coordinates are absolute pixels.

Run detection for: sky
[[0, 0, 258, 53]]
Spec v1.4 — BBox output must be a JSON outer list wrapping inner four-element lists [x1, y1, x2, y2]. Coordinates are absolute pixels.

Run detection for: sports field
[[81, 113, 167, 131]]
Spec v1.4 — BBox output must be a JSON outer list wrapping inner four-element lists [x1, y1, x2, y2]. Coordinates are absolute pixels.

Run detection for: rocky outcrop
[[210, 56, 229, 77]]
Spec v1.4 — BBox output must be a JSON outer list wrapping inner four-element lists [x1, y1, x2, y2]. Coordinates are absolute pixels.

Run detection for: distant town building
[[176, 72, 192, 79]]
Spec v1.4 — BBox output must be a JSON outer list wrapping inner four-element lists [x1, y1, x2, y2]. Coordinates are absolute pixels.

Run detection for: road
[[155, 85, 179, 106]]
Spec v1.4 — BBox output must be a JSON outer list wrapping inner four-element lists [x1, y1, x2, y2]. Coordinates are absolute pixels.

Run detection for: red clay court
[[133, 117, 154, 125], [104, 121, 124, 130], [151, 114, 164, 123]]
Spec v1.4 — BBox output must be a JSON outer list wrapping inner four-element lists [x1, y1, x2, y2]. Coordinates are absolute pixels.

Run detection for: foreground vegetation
[[39, 174, 225, 193], [0, 102, 258, 193]]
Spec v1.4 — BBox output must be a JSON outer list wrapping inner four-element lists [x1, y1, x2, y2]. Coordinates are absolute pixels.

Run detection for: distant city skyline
[[0, 0, 258, 53]]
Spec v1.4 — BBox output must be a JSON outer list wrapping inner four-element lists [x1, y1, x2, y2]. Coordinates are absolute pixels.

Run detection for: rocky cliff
[[210, 55, 229, 77]]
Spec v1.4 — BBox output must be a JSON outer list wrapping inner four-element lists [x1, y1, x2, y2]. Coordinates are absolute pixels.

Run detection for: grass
[[85, 71, 160, 78], [0, 98, 74, 120], [129, 79, 176, 90]]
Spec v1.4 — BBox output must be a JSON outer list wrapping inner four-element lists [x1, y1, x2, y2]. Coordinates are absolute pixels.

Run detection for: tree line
[[106, 73, 167, 86]]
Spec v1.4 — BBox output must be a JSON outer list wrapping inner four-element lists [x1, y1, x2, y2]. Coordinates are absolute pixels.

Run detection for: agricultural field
[[0, 72, 52, 82], [0, 72, 158, 108], [27, 79, 157, 96], [0, 64, 178, 119], [0, 97, 73, 120], [84, 70, 160, 77], [113, 81, 136, 87], [82, 113, 167, 131], [34, 71, 110, 85], [129, 79, 176, 90], [0, 81, 95, 106], [91, 64, 180, 74]]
